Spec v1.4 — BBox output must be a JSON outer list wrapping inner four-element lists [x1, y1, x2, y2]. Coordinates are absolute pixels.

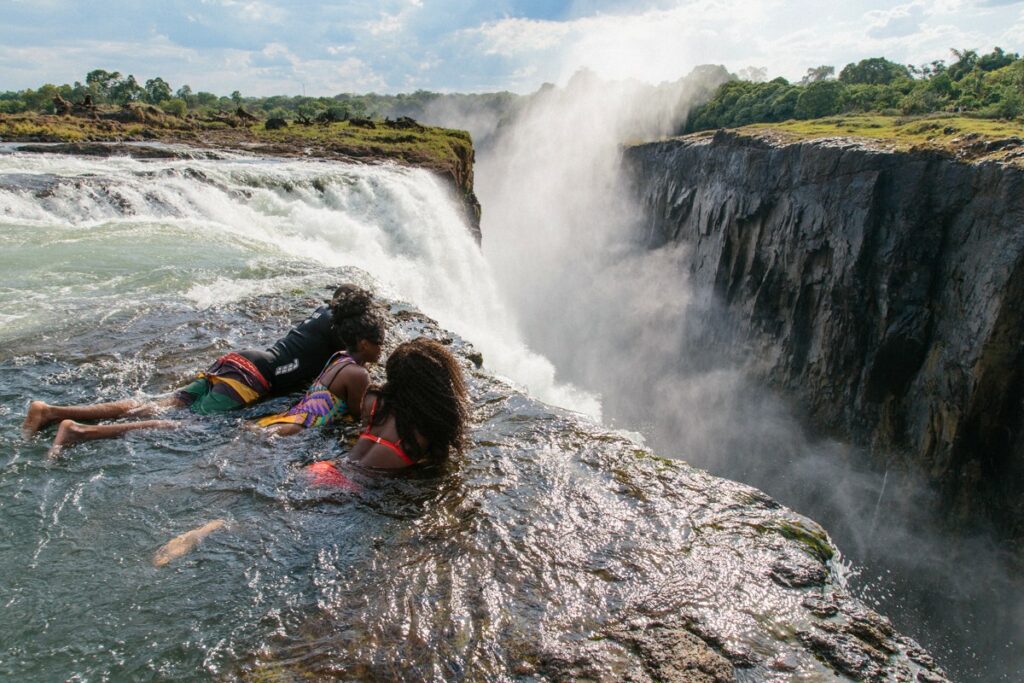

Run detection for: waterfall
[[0, 149, 598, 416]]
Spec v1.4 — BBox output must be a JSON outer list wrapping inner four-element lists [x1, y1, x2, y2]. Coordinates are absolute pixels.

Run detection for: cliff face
[[624, 130, 1024, 542]]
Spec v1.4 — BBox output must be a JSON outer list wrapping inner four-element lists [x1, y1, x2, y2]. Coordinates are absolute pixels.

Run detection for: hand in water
[[152, 519, 227, 567]]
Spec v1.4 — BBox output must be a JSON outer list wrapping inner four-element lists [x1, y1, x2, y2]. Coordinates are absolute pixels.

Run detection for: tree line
[[683, 48, 1024, 133], [0, 68, 516, 126], [5, 49, 1022, 133]]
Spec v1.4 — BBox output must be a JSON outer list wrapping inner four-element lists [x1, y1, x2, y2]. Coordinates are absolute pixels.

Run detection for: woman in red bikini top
[[346, 337, 470, 470]]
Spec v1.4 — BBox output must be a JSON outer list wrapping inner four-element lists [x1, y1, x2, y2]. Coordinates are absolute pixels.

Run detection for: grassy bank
[[0, 112, 474, 182], [735, 113, 1024, 164]]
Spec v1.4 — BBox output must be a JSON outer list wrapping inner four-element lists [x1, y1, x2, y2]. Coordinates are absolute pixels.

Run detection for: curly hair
[[376, 337, 469, 462], [329, 284, 385, 349]]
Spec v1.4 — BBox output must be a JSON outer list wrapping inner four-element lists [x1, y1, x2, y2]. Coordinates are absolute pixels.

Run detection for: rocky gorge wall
[[624, 131, 1024, 545]]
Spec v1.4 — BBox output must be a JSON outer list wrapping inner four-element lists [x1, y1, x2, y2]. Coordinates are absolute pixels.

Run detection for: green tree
[[838, 57, 911, 85], [948, 48, 979, 81], [85, 69, 122, 103], [109, 74, 143, 103], [23, 84, 61, 112], [161, 98, 188, 116], [0, 98, 26, 114], [795, 80, 844, 118], [231, 90, 242, 106], [144, 77, 173, 104], [900, 84, 942, 114], [977, 47, 1018, 72], [195, 91, 219, 108]]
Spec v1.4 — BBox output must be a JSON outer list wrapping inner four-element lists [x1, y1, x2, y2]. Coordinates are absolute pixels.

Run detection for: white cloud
[[200, 0, 287, 24], [1, 0, 1022, 94], [865, 1, 928, 39], [361, 1, 425, 37], [464, 17, 574, 56]]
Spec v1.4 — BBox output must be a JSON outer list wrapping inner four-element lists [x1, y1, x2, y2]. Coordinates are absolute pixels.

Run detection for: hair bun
[[330, 284, 373, 319]]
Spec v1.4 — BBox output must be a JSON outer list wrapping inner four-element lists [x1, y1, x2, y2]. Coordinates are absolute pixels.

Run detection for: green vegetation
[[0, 68, 517, 128], [684, 48, 1024, 133], [742, 113, 1024, 147], [725, 113, 1024, 166]]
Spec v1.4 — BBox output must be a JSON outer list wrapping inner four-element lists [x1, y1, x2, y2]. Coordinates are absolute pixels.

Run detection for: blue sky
[[2, 0, 1023, 95]]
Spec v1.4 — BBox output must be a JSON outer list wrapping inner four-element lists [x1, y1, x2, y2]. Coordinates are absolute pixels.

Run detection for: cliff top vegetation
[[0, 68, 514, 137], [732, 113, 1024, 165], [683, 48, 1024, 134]]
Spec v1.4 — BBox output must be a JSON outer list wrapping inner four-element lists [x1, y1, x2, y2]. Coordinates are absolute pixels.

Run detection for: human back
[[348, 337, 469, 469], [256, 287, 385, 435]]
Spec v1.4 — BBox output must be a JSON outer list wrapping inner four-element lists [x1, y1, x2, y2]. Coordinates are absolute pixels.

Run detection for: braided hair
[[329, 284, 385, 349], [376, 337, 469, 462]]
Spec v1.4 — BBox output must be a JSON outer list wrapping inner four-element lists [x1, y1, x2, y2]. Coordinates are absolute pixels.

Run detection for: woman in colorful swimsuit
[[23, 285, 383, 453], [255, 300, 386, 436], [153, 337, 470, 565]]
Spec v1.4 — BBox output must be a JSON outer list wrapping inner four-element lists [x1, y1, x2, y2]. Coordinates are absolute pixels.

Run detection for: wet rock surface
[[236, 296, 948, 681], [624, 130, 1024, 545], [0, 276, 950, 681]]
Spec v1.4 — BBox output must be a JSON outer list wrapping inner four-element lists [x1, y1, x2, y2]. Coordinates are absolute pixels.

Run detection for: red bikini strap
[[358, 433, 415, 465], [365, 396, 379, 429]]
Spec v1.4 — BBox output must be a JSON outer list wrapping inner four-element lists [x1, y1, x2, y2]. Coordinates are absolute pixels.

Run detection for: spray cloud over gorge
[[468, 68, 1023, 680]]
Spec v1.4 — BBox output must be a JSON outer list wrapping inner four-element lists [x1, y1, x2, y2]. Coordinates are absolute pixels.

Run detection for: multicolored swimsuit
[[175, 352, 272, 415], [256, 352, 357, 428]]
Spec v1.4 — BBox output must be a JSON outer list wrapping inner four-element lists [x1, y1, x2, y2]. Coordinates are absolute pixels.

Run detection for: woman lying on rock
[[23, 284, 384, 454], [153, 336, 471, 566], [311, 336, 469, 472]]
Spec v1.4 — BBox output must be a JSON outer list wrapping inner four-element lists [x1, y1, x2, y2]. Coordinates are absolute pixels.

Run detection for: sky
[[2, 0, 1024, 96]]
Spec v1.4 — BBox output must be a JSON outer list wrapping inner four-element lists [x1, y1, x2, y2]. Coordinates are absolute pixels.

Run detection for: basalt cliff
[[624, 130, 1024, 546]]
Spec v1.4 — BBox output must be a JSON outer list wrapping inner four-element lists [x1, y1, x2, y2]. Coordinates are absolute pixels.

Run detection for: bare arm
[[152, 519, 227, 567], [326, 365, 369, 420]]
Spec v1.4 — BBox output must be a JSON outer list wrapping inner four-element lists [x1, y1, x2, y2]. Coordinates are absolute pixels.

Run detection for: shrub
[[795, 81, 844, 119], [161, 98, 187, 116]]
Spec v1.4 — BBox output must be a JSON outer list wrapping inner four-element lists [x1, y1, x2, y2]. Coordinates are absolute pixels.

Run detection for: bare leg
[[263, 423, 305, 437], [152, 519, 227, 567], [49, 418, 178, 457], [23, 396, 184, 437]]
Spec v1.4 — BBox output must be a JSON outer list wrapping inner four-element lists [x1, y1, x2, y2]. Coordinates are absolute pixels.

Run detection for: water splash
[[0, 150, 598, 416]]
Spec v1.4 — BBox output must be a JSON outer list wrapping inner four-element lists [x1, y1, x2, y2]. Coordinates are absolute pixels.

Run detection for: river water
[[0, 146, 974, 681], [0, 149, 603, 679]]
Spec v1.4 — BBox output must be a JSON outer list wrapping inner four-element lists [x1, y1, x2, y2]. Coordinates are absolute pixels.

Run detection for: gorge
[[3, 102, 1022, 679], [624, 129, 1024, 547]]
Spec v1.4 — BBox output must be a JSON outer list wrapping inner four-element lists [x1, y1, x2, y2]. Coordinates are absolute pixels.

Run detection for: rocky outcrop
[[230, 294, 948, 681], [624, 130, 1024, 544]]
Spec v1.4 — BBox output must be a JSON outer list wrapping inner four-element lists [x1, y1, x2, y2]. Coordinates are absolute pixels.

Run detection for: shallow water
[[0, 149, 949, 681], [0, 298, 941, 681]]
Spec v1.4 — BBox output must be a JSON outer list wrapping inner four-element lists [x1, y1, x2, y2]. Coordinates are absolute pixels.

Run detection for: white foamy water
[[0, 149, 600, 417]]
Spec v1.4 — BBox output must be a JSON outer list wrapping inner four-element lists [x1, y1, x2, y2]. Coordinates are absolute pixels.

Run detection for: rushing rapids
[[0, 148, 947, 680]]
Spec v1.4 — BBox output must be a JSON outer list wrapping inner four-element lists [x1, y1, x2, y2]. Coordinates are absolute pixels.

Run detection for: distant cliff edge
[[0, 110, 481, 241], [625, 129, 1024, 546]]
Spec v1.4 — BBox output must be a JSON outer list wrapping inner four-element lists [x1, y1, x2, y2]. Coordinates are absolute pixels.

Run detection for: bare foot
[[22, 401, 54, 438], [48, 419, 88, 458], [152, 519, 227, 567]]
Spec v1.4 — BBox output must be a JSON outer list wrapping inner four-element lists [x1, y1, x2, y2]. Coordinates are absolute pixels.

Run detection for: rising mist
[[469, 67, 1022, 681]]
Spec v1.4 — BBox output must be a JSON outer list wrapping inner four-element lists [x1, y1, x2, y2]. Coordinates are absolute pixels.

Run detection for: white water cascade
[[0, 148, 599, 416]]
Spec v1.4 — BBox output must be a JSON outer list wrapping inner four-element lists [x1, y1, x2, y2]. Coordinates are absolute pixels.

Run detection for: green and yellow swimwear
[[175, 353, 271, 415]]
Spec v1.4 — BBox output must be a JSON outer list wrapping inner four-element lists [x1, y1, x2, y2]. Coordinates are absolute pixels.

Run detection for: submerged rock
[[624, 130, 1024, 545], [238, 299, 948, 682]]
